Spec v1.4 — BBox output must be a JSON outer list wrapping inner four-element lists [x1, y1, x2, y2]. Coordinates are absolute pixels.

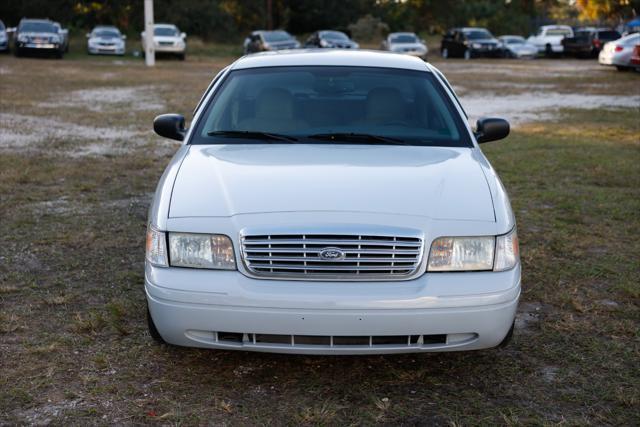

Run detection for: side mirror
[[475, 117, 510, 143], [154, 114, 186, 141], [122, 34, 127, 40], [181, 32, 186, 39], [86, 33, 91, 38]]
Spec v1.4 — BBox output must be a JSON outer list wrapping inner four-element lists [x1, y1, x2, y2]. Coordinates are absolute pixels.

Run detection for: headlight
[[494, 228, 519, 271], [146, 227, 168, 267], [428, 236, 494, 271], [427, 229, 519, 272], [18, 34, 28, 42], [169, 233, 236, 270], [319, 39, 331, 47], [472, 43, 482, 49]]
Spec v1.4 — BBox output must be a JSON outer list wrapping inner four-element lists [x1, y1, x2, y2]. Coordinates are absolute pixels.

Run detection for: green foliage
[[348, 14, 389, 42], [1, 0, 635, 41]]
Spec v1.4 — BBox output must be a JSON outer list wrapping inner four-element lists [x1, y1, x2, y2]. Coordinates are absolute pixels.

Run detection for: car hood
[[91, 36, 123, 43], [471, 38, 498, 45], [510, 43, 537, 51], [169, 144, 495, 221], [152, 35, 182, 42]]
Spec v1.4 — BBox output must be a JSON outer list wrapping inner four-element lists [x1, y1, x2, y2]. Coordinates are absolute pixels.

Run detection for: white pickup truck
[[527, 25, 574, 56]]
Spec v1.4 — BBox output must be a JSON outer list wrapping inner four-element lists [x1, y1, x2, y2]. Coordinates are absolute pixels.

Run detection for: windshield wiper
[[207, 130, 298, 142], [306, 133, 409, 145]]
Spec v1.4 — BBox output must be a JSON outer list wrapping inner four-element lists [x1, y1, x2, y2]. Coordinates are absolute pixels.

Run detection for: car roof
[[93, 25, 119, 30], [461, 27, 489, 32], [155, 23, 177, 28], [232, 49, 431, 72], [541, 25, 572, 29]]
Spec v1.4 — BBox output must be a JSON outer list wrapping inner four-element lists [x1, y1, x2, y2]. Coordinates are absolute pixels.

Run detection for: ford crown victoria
[[146, 50, 520, 354]]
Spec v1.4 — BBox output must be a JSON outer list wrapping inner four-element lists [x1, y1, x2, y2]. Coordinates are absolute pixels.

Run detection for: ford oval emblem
[[319, 247, 345, 261]]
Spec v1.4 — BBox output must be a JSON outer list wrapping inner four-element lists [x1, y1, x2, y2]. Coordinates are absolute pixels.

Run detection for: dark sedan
[[243, 30, 300, 54], [305, 30, 359, 49], [14, 18, 65, 58], [441, 27, 500, 59]]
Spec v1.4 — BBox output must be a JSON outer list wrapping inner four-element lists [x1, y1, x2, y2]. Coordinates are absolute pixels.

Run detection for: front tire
[[616, 65, 629, 72], [497, 322, 515, 348], [178, 52, 185, 61], [147, 305, 166, 344]]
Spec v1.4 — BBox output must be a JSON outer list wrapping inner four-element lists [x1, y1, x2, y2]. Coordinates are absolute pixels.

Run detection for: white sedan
[[381, 32, 428, 59], [599, 32, 640, 71], [146, 50, 520, 354], [141, 23, 186, 60]]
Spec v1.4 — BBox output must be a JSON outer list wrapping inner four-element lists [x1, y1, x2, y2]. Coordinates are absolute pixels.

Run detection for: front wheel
[[178, 52, 186, 61], [441, 48, 448, 59], [497, 322, 515, 348], [147, 305, 166, 344], [616, 65, 629, 72]]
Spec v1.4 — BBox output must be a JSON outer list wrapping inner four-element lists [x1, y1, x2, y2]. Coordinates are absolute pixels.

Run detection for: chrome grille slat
[[241, 233, 424, 280]]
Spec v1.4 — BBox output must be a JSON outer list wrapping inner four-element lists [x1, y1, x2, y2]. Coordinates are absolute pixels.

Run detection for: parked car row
[[1, 18, 187, 60]]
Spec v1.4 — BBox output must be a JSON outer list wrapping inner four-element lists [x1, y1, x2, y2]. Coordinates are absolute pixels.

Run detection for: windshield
[[94, 29, 121, 38], [597, 30, 620, 40], [20, 22, 56, 33], [192, 66, 471, 147], [546, 28, 572, 36], [465, 30, 493, 40], [263, 31, 292, 42], [504, 37, 525, 44], [390, 34, 418, 43], [154, 26, 178, 36], [323, 31, 349, 41]]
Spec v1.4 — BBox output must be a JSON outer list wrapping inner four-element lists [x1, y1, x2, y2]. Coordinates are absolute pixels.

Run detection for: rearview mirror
[[154, 114, 186, 141], [474, 117, 510, 143]]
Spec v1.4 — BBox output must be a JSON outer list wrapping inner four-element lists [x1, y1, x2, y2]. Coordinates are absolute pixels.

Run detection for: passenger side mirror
[[122, 34, 127, 40], [154, 114, 186, 141], [474, 117, 510, 143], [181, 32, 187, 39]]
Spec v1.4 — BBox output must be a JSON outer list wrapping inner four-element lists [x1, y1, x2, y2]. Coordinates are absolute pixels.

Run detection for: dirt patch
[[38, 85, 165, 112], [461, 92, 640, 125]]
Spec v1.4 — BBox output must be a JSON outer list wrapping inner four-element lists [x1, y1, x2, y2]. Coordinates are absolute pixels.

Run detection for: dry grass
[[1, 51, 639, 425]]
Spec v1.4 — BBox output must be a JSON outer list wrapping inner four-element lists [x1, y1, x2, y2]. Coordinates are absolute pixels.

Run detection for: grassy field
[[1, 50, 639, 425]]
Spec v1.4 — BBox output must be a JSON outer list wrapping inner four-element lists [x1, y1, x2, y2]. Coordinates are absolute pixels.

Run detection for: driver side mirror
[[475, 117, 510, 143], [154, 114, 186, 141]]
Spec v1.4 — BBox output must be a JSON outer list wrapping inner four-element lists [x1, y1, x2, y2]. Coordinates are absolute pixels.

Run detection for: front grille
[[241, 233, 424, 280], [216, 332, 447, 347]]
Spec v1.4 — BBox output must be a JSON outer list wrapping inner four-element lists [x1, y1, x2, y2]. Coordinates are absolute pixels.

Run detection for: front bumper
[[88, 45, 125, 55], [154, 44, 185, 53], [17, 42, 60, 51], [146, 263, 520, 354]]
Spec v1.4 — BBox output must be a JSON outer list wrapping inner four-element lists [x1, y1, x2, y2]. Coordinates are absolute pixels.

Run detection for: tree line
[[1, 0, 638, 40]]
